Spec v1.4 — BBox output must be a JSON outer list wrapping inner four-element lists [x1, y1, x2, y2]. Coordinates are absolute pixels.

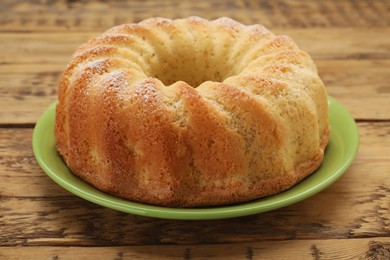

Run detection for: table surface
[[1, 0, 389, 259]]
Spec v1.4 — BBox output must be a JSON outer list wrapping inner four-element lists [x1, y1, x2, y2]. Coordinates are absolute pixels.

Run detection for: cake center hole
[[147, 50, 234, 87]]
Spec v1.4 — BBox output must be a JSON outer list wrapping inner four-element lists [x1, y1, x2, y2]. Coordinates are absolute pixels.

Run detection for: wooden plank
[[1, 238, 390, 259], [0, 179, 388, 246], [1, 122, 389, 196], [1, 29, 389, 65], [319, 59, 390, 120], [0, 123, 389, 246], [0, 32, 96, 64], [0, 59, 389, 124], [276, 28, 390, 60], [1, 0, 389, 32]]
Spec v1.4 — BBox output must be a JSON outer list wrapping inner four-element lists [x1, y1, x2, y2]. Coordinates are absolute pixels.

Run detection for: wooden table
[[1, 0, 389, 259]]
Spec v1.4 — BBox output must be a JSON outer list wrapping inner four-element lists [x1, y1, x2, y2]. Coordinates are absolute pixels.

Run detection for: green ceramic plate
[[32, 96, 359, 220]]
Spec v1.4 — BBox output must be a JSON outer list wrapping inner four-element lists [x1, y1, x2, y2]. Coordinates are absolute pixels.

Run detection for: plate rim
[[32, 96, 359, 220]]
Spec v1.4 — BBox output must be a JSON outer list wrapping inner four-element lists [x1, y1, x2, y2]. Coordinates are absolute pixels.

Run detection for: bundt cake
[[55, 17, 329, 207]]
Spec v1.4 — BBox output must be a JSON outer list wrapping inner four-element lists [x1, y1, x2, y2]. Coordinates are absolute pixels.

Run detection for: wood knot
[[364, 241, 390, 259]]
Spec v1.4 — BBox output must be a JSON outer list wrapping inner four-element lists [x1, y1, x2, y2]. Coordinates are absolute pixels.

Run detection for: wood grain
[[1, 29, 389, 65], [1, 59, 389, 124], [0, 29, 389, 123], [1, 185, 389, 246], [1, 0, 389, 258], [1, 0, 389, 32], [0, 123, 389, 246], [1, 122, 389, 197], [1, 238, 390, 259]]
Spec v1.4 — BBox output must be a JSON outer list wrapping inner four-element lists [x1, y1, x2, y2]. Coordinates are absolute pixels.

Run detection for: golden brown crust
[[55, 17, 329, 207]]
